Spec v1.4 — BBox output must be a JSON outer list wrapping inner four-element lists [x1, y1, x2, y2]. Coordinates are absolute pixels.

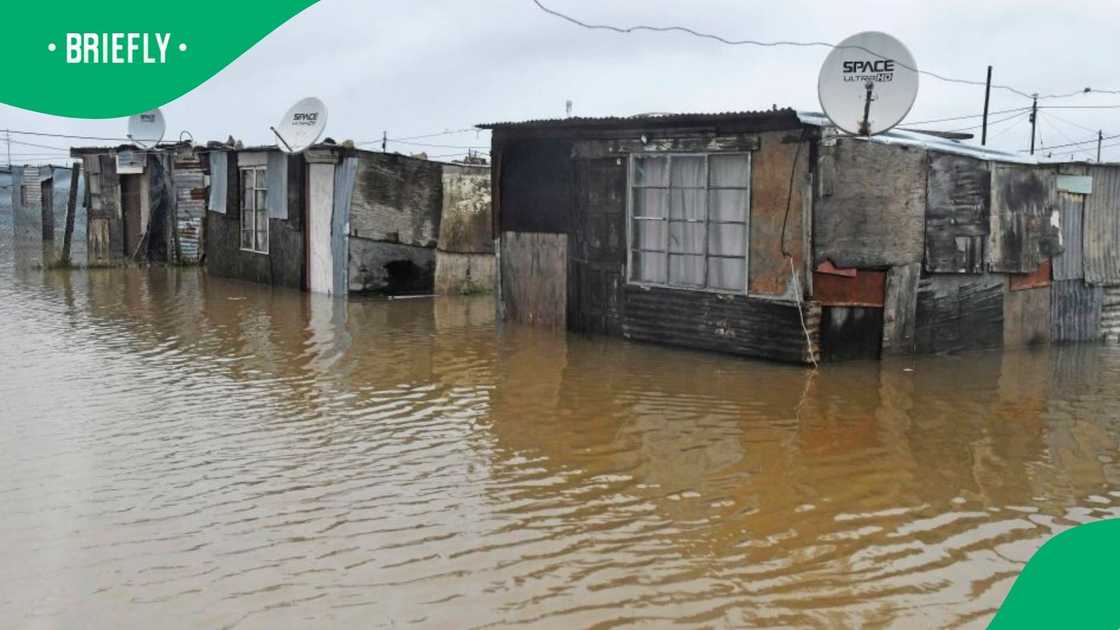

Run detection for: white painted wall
[[308, 163, 336, 295]]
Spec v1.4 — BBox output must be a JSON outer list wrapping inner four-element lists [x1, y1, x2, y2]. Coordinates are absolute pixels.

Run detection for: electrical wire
[[947, 109, 1029, 133], [531, 0, 1114, 101], [905, 107, 1031, 126], [1, 128, 130, 142]]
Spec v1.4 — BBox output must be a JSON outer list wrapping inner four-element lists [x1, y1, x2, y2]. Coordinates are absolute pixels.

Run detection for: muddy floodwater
[[3, 229, 1120, 628]]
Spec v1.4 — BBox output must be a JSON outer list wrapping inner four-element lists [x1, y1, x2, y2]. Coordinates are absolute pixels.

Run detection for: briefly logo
[[842, 59, 895, 83], [292, 112, 319, 126], [47, 33, 188, 64]]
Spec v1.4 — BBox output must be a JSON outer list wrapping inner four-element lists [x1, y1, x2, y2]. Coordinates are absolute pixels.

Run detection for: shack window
[[629, 153, 750, 292], [240, 166, 268, 254]]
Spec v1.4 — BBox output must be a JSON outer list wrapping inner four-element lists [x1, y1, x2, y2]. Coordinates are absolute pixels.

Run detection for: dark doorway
[[821, 307, 884, 362], [120, 174, 143, 257]]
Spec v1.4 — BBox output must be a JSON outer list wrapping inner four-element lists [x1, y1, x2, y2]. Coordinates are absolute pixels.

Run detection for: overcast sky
[[5, 0, 1120, 164]]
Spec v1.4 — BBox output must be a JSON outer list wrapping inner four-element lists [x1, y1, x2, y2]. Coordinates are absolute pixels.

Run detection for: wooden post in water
[[60, 161, 81, 267]]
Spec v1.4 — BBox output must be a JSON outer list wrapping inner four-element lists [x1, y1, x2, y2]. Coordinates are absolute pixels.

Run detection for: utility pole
[[1098, 130, 1104, 162], [381, 131, 387, 153], [1029, 94, 1038, 155], [981, 65, 993, 146]]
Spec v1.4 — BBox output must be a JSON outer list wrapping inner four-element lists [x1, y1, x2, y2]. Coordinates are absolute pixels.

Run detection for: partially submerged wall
[[435, 164, 493, 294]]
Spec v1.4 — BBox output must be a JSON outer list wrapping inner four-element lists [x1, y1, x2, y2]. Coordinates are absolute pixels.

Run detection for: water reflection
[[2, 254, 1120, 628]]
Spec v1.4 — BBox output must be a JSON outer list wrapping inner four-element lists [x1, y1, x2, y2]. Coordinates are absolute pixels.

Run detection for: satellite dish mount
[[818, 32, 919, 137], [272, 97, 328, 154], [126, 108, 166, 149]]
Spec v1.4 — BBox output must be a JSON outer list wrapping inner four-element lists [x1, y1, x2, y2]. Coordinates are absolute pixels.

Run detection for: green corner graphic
[[990, 518, 1120, 629], [0, 0, 319, 118]]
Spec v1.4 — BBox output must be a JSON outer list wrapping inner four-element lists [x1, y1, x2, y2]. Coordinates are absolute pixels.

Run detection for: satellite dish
[[818, 32, 919, 136], [271, 97, 328, 153], [127, 108, 166, 149]]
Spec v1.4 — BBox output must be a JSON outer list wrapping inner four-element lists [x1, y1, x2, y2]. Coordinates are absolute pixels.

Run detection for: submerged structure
[[71, 143, 206, 266], [482, 109, 1116, 364], [205, 144, 492, 295]]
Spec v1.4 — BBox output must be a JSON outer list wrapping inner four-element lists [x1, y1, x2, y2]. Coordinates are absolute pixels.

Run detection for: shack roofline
[[227, 143, 487, 168], [477, 108, 1041, 166], [70, 142, 192, 157]]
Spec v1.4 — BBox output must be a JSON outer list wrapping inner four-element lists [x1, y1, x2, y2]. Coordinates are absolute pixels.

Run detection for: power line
[[947, 109, 1028, 132], [1015, 129, 1120, 153], [2, 127, 130, 142], [531, 0, 1116, 102], [905, 106, 1030, 126]]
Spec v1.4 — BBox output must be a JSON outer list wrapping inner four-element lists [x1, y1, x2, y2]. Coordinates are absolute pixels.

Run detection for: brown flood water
[[2, 234, 1120, 628]]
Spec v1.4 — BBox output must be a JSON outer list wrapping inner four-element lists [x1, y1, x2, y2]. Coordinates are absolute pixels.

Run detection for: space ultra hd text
[[63, 33, 182, 64]]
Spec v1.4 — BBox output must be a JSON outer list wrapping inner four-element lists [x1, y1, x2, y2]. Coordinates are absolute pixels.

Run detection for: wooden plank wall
[[925, 152, 990, 273], [913, 275, 1004, 355], [882, 263, 921, 355], [500, 231, 568, 328], [569, 156, 626, 335], [749, 130, 809, 297]]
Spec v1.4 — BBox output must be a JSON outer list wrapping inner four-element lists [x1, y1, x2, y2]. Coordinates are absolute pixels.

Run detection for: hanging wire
[[531, 0, 1118, 101]]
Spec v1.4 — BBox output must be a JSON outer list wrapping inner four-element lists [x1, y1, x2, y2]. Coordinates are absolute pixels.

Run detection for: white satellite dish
[[818, 32, 919, 136], [127, 108, 166, 149], [271, 97, 328, 154]]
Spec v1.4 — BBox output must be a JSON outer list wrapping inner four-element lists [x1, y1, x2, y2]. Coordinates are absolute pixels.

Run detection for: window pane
[[633, 188, 668, 219], [670, 156, 705, 188], [241, 170, 252, 210], [633, 218, 665, 253], [633, 157, 667, 187], [669, 254, 704, 286], [257, 208, 269, 252], [710, 155, 749, 188], [669, 221, 704, 255], [241, 222, 253, 249], [255, 189, 267, 213], [708, 257, 746, 291], [632, 250, 666, 283], [708, 223, 746, 257], [670, 188, 706, 221], [710, 189, 748, 222]]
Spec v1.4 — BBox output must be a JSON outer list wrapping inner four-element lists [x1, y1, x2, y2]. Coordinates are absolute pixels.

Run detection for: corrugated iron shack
[[205, 144, 483, 295], [70, 143, 205, 266], [7, 164, 85, 265], [483, 109, 1087, 364]]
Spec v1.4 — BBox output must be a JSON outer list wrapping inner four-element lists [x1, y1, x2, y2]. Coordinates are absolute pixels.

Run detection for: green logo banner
[[0, 0, 319, 118], [991, 518, 1120, 628]]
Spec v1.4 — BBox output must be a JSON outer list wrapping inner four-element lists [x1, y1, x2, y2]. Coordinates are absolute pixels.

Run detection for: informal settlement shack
[[205, 144, 492, 295], [71, 143, 206, 266], [483, 109, 1120, 364]]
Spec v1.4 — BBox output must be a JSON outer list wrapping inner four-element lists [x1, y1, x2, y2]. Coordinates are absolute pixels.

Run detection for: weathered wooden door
[[307, 163, 335, 295], [120, 174, 143, 257], [569, 157, 627, 335]]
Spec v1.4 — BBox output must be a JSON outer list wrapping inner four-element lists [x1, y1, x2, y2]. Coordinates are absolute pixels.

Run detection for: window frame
[[239, 165, 269, 255], [625, 152, 752, 295]]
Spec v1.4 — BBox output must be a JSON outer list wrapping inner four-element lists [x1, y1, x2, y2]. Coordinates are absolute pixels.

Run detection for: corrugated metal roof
[[478, 109, 1040, 165], [1082, 165, 1120, 285], [478, 109, 799, 130], [1051, 280, 1103, 342]]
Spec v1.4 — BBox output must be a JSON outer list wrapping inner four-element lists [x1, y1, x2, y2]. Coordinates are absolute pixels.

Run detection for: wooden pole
[[1029, 95, 1038, 155], [981, 66, 992, 146], [60, 161, 81, 267]]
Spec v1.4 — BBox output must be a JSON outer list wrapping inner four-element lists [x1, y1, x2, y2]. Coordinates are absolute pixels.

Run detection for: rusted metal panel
[[1051, 280, 1103, 343], [882, 263, 921, 355], [1102, 286, 1120, 343], [621, 285, 819, 364], [812, 269, 886, 307], [815, 138, 927, 269], [749, 131, 809, 297], [1009, 259, 1052, 291], [1053, 189, 1086, 281], [1004, 283, 1050, 349], [914, 274, 1004, 355], [500, 231, 568, 328], [1083, 165, 1120, 285], [925, 152, 990, 273], [989, 165, 1060, 273], [820, 307, 883, 361], [173, 150, 206, 264]]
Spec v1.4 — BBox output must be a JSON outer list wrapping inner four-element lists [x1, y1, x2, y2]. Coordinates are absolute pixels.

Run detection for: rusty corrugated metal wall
[[172, 149, 206, 264], [1054, 190, 1085, 281], [1051, 280, 1103, 342], [1102, 286, 1120, 342], [1083, 165, 1120, 285]]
